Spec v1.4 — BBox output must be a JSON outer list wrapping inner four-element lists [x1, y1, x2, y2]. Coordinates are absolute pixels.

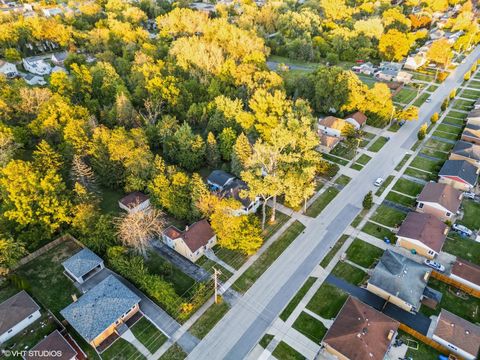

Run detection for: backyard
[[458, 200, 480, 230]]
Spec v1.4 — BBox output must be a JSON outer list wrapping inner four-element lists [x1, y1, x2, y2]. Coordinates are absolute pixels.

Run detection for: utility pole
[[213, 267, 222, 304]]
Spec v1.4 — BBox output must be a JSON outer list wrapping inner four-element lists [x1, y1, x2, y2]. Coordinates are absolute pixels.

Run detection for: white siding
[[432, 334, 477, 360], [0, 310, 41, 344]]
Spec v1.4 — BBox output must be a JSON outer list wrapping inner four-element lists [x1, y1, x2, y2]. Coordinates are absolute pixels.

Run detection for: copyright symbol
[[2, 350, 11, 356]]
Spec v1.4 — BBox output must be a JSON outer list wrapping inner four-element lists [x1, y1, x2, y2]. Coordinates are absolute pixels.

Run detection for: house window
[[447, 344, 457, 350], [7, 329, 12, 333], [428, 250, 434, 255], [418, 203, 424, 209], [446, 212, 451, 217], [28, 314, 33, 319]]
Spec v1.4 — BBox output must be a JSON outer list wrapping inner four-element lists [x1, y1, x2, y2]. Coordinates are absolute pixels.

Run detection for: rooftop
[[0, 291, 40, 335], [452, 141, 480, 161], [397, 212, 448, 252], [62, 248, 104, 279], [346, 111, 367, 126], [451, 258, 480, 288], [319, 116, 348, 131], [207, 170, 235, 188], [221, 179, 253, 208], [25, 330, 78, 360], [417, 182, 462, 213], [439, 160, 478, 186], [119, 191, 149, 208], [164, 219, 215, 253]]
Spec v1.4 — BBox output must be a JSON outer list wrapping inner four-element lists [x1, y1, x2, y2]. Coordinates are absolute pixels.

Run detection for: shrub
[[464, 70, 471, 81], [326, 52, 339, 65], [363, 191, 373, 210], [430, 112, 439, 124], [441, 98, 449, 111], [449, 89, 456, 99], [417, 123, 427, 140]]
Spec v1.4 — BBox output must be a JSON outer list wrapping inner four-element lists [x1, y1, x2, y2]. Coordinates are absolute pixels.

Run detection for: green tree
[[363, 191, 373, 210], [218, 127, 236, 161], [165, 122, 205, 171], [0, 237, 25, 276], [417, 123, 427, 140], [231, 133, 251, 176], [0, 122, 19, 167], [206, 132, 220, 167]]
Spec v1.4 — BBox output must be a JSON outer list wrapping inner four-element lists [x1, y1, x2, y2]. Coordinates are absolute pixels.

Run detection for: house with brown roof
[[321, 297, 399, 360], [396, 212, 449, 259], [432, 309, 480, 360], [345, 111, 367, 129], [462, 123, 480, 145], [318, 116, 349, 138], [118, 191, 150, 213], [317, 133, 341, 153], [416, 182, 462, 222], [24, 330, 79, 360], [450, 258, 480, 292], [162, 219, 217, 262], [0, 291, 41, 344]]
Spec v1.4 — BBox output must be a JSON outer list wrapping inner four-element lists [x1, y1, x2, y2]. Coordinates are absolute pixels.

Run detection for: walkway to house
[[121, 329, 152, 358], [204, 249, 236, 274]]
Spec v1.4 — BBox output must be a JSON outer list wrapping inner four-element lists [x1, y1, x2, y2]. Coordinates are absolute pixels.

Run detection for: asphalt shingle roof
[[60, 275, 140, 342], [439, 160, 478, 186], [0, 291, 40, 335], [207, 170, 235, 188], [452, 140, 480, 161], [62, 248, 103, 279]]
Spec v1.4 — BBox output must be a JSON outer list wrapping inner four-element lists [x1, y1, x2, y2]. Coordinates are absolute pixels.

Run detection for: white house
[[62, 248, 104, 284], [318, 116, 349, 137], [0, 291, 41, 344], [351, 62, 376, 75], [118, 191, 150, 213], [0, 60, 18, 78], [22, 57, 51, 75], [41, 7, 63, 17], [344, 111, 367, 129], [404, 53, 427, 70], [51, 51, 68, 66]]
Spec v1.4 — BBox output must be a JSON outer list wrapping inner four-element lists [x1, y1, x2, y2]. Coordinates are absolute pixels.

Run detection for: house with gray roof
[[62, 248, 104, 284], [207, 170, 235, 191], [449, 140, 480, 169], [60, 275, 140, 349], [438, 160, 478, 191], [366, 250, 433, 313]]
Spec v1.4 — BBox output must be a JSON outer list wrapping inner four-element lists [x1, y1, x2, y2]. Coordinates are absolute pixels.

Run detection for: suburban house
[[404, 52, 428, 70], [429, 28, 445, 40], [450, 259, 480, 292], [467, 109, 480, 124], [207, 170, 235, 191], [0, 60, 18, 78], [432, 309, 480, 360], [345, 111, 367, 129], [25, 330, 79, 360], [22, 58, 51, 75], [162, 219, 217, 262], [461, 123, 480, 145], [351, 62, 376, 75], [220, 179, 261, 215], [318, 116, 349, 137], [449, 140, 480, 169], [60, 275, 141, 349], [375, 62, 412, 83], [41, 7, 63, 17], [396, 212, 449, 259], [366, 250, 432, 312], [51, 51, 68, 66], [416, 182, 462, 222], [317, 133, 340, 153], [0, 291, 41, 344], [62, 248, 104, 284], [321, 297, 399, 360], [118, 191, 150, 213], [438, 160, 478, 191], [22, 74, 46, 86]]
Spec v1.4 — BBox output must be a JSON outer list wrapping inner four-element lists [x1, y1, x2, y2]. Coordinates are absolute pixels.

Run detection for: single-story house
[[189, 2, 216, 13], [51, 65, 68, 74], [450, 259, 480, 292], [375, 62, 402, 81], [207, 170, 235, 191], [416, 182, 462, 222], [449, 140, 480, 169], [462, 123, 480, 145], [22, 74, 46, 86], [22, 58, 51, 76], [162, 219, 217, 262], [221, 179, 261, 215], [51, 51, 68, 66], [467, 109, 480, 124], [396, 71, 413, 83], [404, 53, 427, 70], [0, 291, 41, 344], [367, 250, 432, 312], [62, 248, 104, 284], [432, 309, 480, 360], [118, 191, 150, 213], [345, 111, 367, 129], [60, 275, 141, 349], [317, 133, 341, 153], [24, 330, 78, 360], [438, 160, 478, 191], [321, 297, 399, 360], [0, 60, 18, 78], [351, 62, 376, 75], [397, 212, 449, 259], [318, 116, 349, 137]]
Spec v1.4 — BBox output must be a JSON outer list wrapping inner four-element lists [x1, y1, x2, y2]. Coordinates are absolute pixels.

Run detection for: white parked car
[[463, 192, 476, 200], [452, 223, 473, 237], [374, 177, 384, 187], [425, 97, 432, 103], [424, 259, 445, 272]]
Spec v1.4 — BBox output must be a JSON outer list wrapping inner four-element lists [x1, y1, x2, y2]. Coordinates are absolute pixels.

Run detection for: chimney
[[424, 272, 430, 282], [185, 225, 189, 232], [72, 294, 78, 302], [387, 329, 395, 341]]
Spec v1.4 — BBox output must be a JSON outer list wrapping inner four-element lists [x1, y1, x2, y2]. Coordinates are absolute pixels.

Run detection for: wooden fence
[[399, 323, 453, 356], [431, 271, 480, 299]]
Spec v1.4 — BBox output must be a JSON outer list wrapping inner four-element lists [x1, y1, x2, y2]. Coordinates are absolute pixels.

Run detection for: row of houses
[[317, 111, 368, 152], [352, 61, 413, 83]]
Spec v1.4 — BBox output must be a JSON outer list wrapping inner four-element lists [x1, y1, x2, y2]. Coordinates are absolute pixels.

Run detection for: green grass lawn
[[292, 312, 327, 343], [260, 208, 290, 240], [413, 93, 430, 107], [385, 191, 417, 208], [412, 72, 435, 82], [436, 123, 463, 135], [159, 343, 187, 360], [331, 262, 367, 285], [395, 154, 411, 171], [452, 99, 475, 111], [233, 221, 305, 292], [459, 88, 480, 99], [196, 257, 232, 283], [188, 301, 230, 339], [404, 167, 437, 181], [345, 239, 384, 268], [370, 205, 407, 227], [409, 156, 443, 173], [362, 222, 397, 243], [392, 178, 424, 197], [130, 317, 167, 353], [305, 188, 340, 217], [335, 174, 351, 186], [420, 278, 480, 323], [102, 338, 146, 360], [388, 121, 401, 132], [443, 234, 480, 266], [467, 80, 480, 89], [397, 330, 442, 360], [280, 277, 316, 321], [100, 187, 124, 214], [445, 110, 467, 120], [394, 87, 417, 104], [443, 116, 465, 126], [424, 139, 455, 152], [320, 234, 349, 268], [307, 283, 348, 319], [331, 143, 356, 160], [374, 175, 394, 196], [322, 153, 349, 166], [259, 334, 274, 348], [432, 130, 460, 141], [419, 147, 449, 160], [212, 245, 248, 270], [458, 200, 480, 230], [426, 84, 439, 92], [356, 154, 371, 165], [368, 136, 388, 152], [0, 283, 18, 302], [350, 163, 363, 171], [272, 341, 305, 360]]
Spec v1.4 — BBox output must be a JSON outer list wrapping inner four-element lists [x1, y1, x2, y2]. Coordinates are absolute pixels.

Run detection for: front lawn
[[189, 301, 230, 339], [424, 139, 455, 152], [395, 154, 411, 171], [233, 221, 305, 292], [413, 93, 430, 107], [452, 99, 475, 111], [392, 178, 424, 197], [272, 341, 305, 360], [292, 312, 327, 343], [368, 136, 389, 152], [385, 191, 416, 208], [445, 110, 467, 120], [331, 143, 356, 160], [259, 334, 274, 348], [335, 174, 351, 186], [345, 239, 384, 268], [459, 88, 480, 99], [370, 205, 407, 227], [159, 343, 187, 360], [458, 200, 480, 230], [322, 153, 349, 166], [374, 175, 394, 196], [305, 188, 340, 217], [261, 208, 291, 240], [467, 80, 480, 89], [101, 338, 146, 360], [419, 147, 449, 160], [331, 262, 367, 285], [280, 277, 316, 321], [100, 187, 124, 215], [196, 257, 232, 283], [443, 117, 465, 126], [361, 222, 397, 243], [212, 245, 248, 270], [436, 124, 463, 135], [426, 84, 439, 92], [356, 154, 371, 165], [307, 283, 348, 319], [350, 163, 363, 171], [404, 167, 436, 181], [409, 156, 442, 173], [393, 87, 417, 104], [443, 234, 480, 266], [432, 130, 460, 141], [130, 317, 167, 353], [320, 234, 349, 268]]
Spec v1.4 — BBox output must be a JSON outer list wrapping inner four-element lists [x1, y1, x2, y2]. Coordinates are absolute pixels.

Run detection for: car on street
[[374, 177, 384, 186], [452, 223, 473, 236], [426, 97, 432, 103], [424, 259, 445, 272], [463, 192, 476, 200]]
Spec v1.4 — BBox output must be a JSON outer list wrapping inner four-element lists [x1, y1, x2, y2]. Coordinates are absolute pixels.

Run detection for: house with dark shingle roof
[[449, 140, 480, 169], [207, 170, 235, 191], [433, 309, 480, 360], [438, 160, 478, 191], [220, 179, 261, 216], [416, 182, 462, 222], [118, 191, 150, 213], [467, 108, 480, 124], [24, 330, 78, 360], [322, 297, 399, 360], [450, 259, 480, 292], [62, 248, 104, 284], [396, 212, 449, 259], [0, 291, 41, 344], [462, 122, 480, 146], [162, 219, 217, 262], [366, 250, 432, 312], [60, 275, 140, 349]]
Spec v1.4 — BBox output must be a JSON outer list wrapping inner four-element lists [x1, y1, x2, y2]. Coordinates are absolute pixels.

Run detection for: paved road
[[187, 46, 480, 360]]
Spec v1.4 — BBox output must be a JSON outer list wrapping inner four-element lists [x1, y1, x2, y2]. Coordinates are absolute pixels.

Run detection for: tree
[[379, 29, 413, 61], [362, 191, 373, 210], [396, 106, 419, 121], [0, 237, 25, 276], [427, 39, 452, 69], [431, 112, 439, 124], [218, 127, 236, 161], [441, 98, 449, 111], [0, 123, 19, 168], [231, 133, 251, 176], [417, 123, 427, 140], [116, 208, 164, 256], [206, 132, 220, 167], [71, 155, 99, 195], [449, 89, 457, 99], [164, 122, 205, 171], [464, 70, 471, 81]]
